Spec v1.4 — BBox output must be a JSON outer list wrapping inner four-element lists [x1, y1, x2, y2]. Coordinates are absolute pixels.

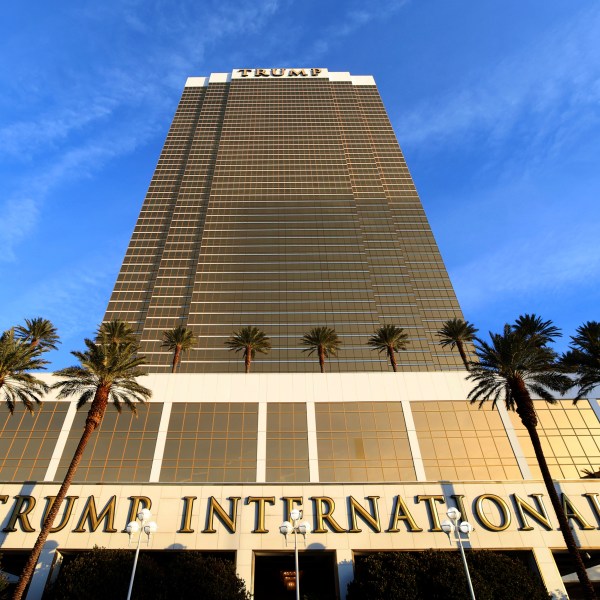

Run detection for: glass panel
[[160, 403, 258, 483], [413, 401, 521, 481], [508, 399, 600, 479], [55, 403, 163, 483], [315, 402, 415, 482]]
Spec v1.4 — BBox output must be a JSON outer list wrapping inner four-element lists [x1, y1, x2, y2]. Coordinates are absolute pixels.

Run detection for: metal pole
[[456, 531, 476, 600], [126, 525, 143, 600], [294, 524, 300, 600]]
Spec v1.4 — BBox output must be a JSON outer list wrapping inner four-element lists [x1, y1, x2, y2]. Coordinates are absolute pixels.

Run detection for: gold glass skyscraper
[[104, 68, 464, 373]]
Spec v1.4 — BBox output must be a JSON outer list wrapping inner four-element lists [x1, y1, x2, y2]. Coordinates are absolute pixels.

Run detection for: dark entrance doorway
[[254, 551, 338, 600]]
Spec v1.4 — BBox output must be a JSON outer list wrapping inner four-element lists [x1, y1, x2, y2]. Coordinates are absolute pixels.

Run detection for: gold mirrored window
[[266, 403, 309, 482], [56, 403, 163, 482], [161, 402, 258, 482], [413, 401, 521, 481], [316, 401, 415, 482], [508, 399, 600, 479], [0, 403, 69, 481]]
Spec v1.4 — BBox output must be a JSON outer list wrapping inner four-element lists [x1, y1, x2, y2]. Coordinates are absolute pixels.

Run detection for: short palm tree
[[96, 318, 138, 346], [467, 317, 595, 599], [225, 326, 271, 373], [300, 327, 341, 373], [437, 318, 478, 370], [163, 326, 197, 373], [367, 325, 409, 372], [15, 317, 60, 351], [560, 321, 600, 399], [14, 321, 152, 600], [0, 329, 49, 414]]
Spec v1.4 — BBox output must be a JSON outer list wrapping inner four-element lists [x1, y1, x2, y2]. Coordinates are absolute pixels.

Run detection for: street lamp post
[[441, 506, 476, 600], [279, 508, 311, 600], [126, 508, 158, 600]]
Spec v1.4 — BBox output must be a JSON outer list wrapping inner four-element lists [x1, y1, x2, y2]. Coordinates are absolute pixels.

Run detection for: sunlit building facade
[[1, 70, 599, 599]]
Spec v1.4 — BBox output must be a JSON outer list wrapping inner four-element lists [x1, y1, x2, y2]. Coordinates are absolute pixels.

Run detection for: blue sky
[[1, 0, 599, 369]]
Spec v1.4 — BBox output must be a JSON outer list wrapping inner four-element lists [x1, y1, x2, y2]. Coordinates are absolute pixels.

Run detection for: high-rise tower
[[104, 69, 464, 373]]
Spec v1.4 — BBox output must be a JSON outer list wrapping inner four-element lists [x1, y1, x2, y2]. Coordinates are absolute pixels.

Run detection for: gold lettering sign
[[474, 494, 511, 532], [416, 495, 445, 532], [0, 490, 597, 537], [584, 493, 600, 527], [562, 494, 594, 530], [247, 496, 275, 533], [235, 69, 324, 79], [310, 497, 346, 533], [282, 496, 303, 521], [73, 496, 117, 533], [202, 496, 240, 534], [512, 494, 552, 531], [125, 496, 152, 531], [178, 496, 197, 533], [387, 495, 423, 533], [44, 496, 79, 533], [348, 496, 381, 533], [3, 495, 36, 533]]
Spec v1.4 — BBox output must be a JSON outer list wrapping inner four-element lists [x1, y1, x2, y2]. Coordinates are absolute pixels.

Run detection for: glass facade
[[56, 403, 162, 483], [104, 72, 465, 373], [266, 403, 309, 482], [161, 402, 258, 482], [0, 403, 69, 481], [509, 399, 600, 479], [412, 401, 522, 480], [315, 401, 416, 482]]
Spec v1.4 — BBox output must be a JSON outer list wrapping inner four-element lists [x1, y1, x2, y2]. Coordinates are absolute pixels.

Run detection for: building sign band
[[2, 491, 599, 535]]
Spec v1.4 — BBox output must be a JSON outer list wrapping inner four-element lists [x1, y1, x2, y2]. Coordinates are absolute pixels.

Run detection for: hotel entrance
[[253, 551, 338, 600]]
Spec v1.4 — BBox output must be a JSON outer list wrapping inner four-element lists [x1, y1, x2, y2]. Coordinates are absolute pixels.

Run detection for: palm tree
[[0, 329, 49, 414], [436, 318, 478, 370], [367, 325, 409, 372], [96, 318, 138, 346], [15, 317, 60, 351], [560, 321, 600, 399], [14, 321, 152, 600], [163, 326, 197, 373], [513, 313, 561, 347], [300, 327, 341, 373], [467, 318, 595, 599], [225, 326, 271, 373]]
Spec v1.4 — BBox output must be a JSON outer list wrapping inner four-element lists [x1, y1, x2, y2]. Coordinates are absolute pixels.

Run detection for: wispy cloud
[[0, 0, 284, 261], [395, 4, 600, 159], [298, 0, 410, 63]]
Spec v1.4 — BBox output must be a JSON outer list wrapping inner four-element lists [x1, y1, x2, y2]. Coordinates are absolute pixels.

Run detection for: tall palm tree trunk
[[456, 340, 469, 370], [244, 347, 251, 373], [387, 346, 398, 372], [13, 387, 109, 600], [171, 346, 182, 373], [514, 383, 596, 600], [318, 347, 325, 373]]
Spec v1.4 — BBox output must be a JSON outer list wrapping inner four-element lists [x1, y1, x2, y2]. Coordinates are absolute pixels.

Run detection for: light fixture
[[126, 508, 158, 600], [441, 508, 476, 600], [280, 508, 310, 600]]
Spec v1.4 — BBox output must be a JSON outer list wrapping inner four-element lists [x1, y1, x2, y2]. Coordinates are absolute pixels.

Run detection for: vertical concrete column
[[337, 548, 354, 600], [497, 401, 533, 479], [149, 401, 173, 482], [401, 398, 426, 481], [533, 546, 568, 599], [25, 544, 56, 600], [256, 401, 267, 482], [236, 549, 254, 596], [44, 402, 77, 481], [306, 400, 319, 482]]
